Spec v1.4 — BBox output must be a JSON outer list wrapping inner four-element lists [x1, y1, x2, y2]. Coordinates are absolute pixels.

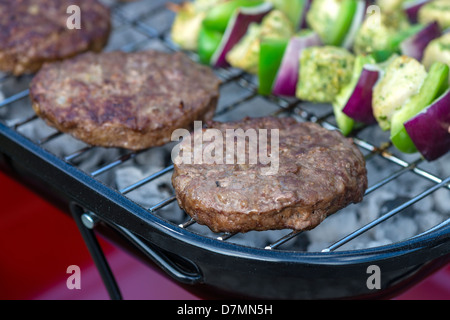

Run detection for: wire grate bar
[[148, 195, 177, 213], [36, 131, 63, 145], [217, 233, 237, 241], [215, 69, 246, 84], [120, 164, 174, 194], [352, 135, 450, 190], [352, 137, 377, 152], [133, 20, 160, 38], [90, 151, 138, 177], [0, 89, 29, 108], [179, 218, 196, 229], [265, 231, 302, 250], [380, 152, 450, 190], [413, 167, 447, 187], [234, 77, 260, 95], [323, 176, 450, 252], [413, 218, 450, 239], [64, 146, 95, 162], [160, 34, 183, 52], [365, 159, 422, 195], [12, 114, 38, 129], [214, 93, 257, 117]]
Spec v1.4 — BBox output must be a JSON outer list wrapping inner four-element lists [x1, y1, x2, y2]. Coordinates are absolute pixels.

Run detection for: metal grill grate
[[0, 0, 449, 256]]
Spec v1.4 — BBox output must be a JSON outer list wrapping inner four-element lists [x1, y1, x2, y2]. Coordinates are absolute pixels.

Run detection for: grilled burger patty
[[30, 50, 221, 150], [0, 0, 111, 75], [172, 117, 368, 233]]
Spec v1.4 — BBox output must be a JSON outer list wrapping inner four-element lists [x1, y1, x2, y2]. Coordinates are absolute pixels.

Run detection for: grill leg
[[70, 203, 122, 300]]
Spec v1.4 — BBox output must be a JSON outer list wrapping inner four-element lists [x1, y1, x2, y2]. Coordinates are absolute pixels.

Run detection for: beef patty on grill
[[30, 50, 221, 150], [0, 0, 111, 76], [172, 117, 368, 233]]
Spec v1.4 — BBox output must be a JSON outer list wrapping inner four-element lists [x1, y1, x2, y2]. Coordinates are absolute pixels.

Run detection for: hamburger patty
[[172, 117, 368, 233], [0, 0, 111, 75], [30, 50, 221, 150]]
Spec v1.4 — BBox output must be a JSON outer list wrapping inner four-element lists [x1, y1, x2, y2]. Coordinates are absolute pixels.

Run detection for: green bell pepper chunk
[[333, 103, 355, 137], [258, 38, 288, 95], [390, 62, 450, 153], [386, 24, 425, 53], [328, 0, 358, 46], [307, 0, 359, 46], [371, 24, 425, 62], [266, 0, 307, 28], [332, 54, 376, 136], [371, 50, 394, 63], [202, 0, 264, 33], [198, 26, 223, 64]]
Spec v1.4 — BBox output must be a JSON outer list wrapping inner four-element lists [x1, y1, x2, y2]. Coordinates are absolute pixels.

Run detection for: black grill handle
[[108, 219, 203, 285], [71, 203, 202, 299], [70, 204, 123, 300]]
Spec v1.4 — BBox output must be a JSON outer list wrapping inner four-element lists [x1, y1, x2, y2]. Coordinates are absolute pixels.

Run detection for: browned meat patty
[[30, 50, 221, 150], [172, 117, 368, 233], [0, 0, 111, 75]]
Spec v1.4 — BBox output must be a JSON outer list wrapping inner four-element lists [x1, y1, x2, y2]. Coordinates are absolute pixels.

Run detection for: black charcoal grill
[[0, 0, 449, 300]]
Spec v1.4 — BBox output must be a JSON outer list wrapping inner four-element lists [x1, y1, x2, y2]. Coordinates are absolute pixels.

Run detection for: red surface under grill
[[0, 170, 448, 300]]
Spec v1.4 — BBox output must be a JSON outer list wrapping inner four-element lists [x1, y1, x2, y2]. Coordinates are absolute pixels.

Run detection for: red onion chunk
[[272, 32, 322, 96], [400, 21, 442, 61], [403, 0, 431, 23], [211, 2, 273, 68], [342, 65, 380, 124], [404, 89, 450, 161], [299, 0, 312, 29]]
